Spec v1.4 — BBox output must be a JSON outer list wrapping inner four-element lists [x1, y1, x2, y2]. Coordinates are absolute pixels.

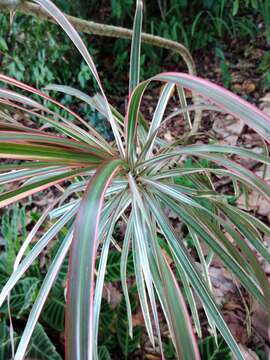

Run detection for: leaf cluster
[[0, 1, 270, 360]]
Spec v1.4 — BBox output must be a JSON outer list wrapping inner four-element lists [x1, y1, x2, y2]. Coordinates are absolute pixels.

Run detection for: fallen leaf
[[260, 93, 270, 116], [251, 301, 270, 340], [213, 114, 245, 145], [236, 188, 270, 216], [242, 80, 256, 94], [102, 283, 122, 308], [132, 311, 144, 326], [233, 344, 260, 360]]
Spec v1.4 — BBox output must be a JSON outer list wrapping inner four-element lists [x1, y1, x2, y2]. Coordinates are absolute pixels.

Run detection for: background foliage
[[0, 0, 269, 92]]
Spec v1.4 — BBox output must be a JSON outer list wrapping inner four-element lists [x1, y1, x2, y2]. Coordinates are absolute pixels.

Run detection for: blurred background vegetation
[[1, 0, 270, 93]]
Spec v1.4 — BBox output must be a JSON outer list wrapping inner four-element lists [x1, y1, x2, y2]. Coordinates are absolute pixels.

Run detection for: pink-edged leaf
[[0, 87, 45, 109], [0, 142, 105, 164], [146, 194, 245, 360], [66, 159, 124, 360], [0, 131, 98, 152], [0, 75, 112, 151], [129, 0, 143, 95], [0, 167, 92, 208], [0, 74, 87, 127], [125, 83, 145, 165], [125, 73, 270, 160], [32, 0, 124, 156], [155, 73, 270, 142], [0, 166, 71, 186], [153, 246, 201, 360], [0, 97, 102, 145]]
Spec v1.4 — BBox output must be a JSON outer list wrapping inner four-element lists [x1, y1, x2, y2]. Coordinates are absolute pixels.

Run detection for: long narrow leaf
[[129, 0, 143, 95], [66, 159, 123, 360], [0, 168, 92, 208], [145, 193, 245, 360], [14, 230, 73, 360], [33, 0, 124, 155], [0, 205, 78, 307]]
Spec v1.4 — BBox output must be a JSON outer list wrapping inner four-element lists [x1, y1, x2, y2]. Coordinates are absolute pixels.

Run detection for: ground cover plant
[[0, 0, 270, 359]]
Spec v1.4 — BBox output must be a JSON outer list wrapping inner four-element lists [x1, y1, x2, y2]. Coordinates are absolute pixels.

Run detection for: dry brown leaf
[[212, 114, 244, 145], [132, 311, 145, 326], [242, 80, 256, 94], [233, 345, 260, 360], [260, 93, 270, 116], [161, 248, 173, 265], [251, 301, 270, 340], [237, 190, 270, 221], [102, 283, 122, 308]]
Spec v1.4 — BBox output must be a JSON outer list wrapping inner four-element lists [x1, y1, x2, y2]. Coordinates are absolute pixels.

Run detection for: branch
[[0, 0, 196, 74]]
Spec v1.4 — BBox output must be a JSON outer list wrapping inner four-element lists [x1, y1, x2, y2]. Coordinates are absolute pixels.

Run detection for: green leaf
[[0, 37, 8, 52], [98, 346, 112, 360], [0, 321, 19, 360], [26, 323, 62, 360], [42, 292, 65, 331], [99, 300, 115, 331], [199, 335, 232, 360], [232, 0, 239, 16], [0, 277, 39, 317], [98, 300, 117, 350], [117, 295, 142, 358], [96, 250, 134, 282], [129, 0, 143, 95], [66, 159, 124, 359]]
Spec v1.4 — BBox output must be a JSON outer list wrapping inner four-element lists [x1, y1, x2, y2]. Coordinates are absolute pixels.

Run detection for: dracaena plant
[[0, 0, 270, 359]]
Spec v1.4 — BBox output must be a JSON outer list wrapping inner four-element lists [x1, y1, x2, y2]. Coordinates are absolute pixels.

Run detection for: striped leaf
[[66, 159, 124, 360]]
